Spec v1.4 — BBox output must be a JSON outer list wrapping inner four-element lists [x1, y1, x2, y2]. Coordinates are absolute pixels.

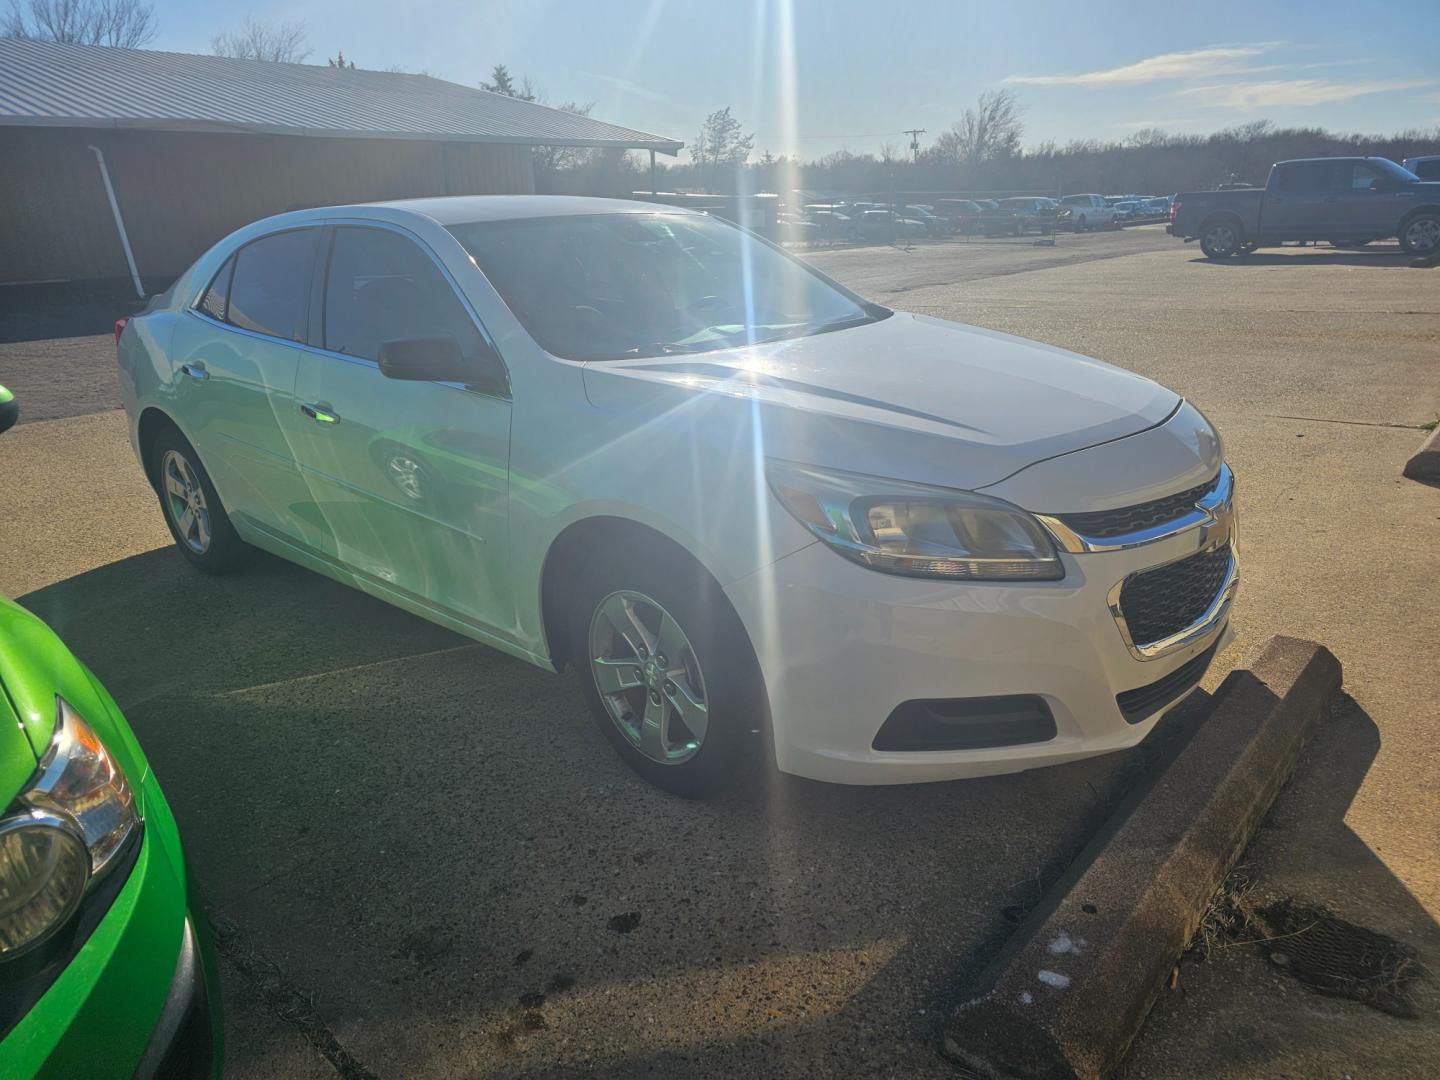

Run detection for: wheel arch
[[1198, 210, 1246, 238], [136, 406, 181, 490], [538, 515, 730, 672], [1398, 204, 1440, 233]]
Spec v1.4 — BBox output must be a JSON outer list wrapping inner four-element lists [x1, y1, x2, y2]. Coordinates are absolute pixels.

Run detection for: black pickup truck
[[1168, 156, 1440, 259]]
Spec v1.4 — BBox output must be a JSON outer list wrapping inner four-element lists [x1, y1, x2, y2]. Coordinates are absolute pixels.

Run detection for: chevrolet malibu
[[117, 196, 1236, 797]]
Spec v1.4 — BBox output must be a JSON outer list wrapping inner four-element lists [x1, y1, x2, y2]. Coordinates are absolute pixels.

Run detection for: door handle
[[301, 402, 340, 424], [180, 363, 208, 381]]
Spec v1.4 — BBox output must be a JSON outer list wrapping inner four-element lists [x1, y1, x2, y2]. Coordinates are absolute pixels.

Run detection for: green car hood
[[0, 595, 151, 812]]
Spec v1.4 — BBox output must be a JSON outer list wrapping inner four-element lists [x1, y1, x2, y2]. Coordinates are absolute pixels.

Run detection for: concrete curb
[[942, 636, 1341, 1079], [1401, 425, 1440, 484]]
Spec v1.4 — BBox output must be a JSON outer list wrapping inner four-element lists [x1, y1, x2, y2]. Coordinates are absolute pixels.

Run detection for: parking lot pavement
[[2, 231, 1436, 1077]]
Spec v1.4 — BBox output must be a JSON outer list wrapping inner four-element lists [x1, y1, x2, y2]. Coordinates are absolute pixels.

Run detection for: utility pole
[[904, 128, 926, 163]]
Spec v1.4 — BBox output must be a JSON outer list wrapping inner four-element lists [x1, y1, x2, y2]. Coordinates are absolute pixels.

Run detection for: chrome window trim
[[1108, 547, 1237, 662], [1036, 463, 1233, 554]]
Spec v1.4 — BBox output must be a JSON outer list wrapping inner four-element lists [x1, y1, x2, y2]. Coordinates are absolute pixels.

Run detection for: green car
[[0, 394, 221, 1077]]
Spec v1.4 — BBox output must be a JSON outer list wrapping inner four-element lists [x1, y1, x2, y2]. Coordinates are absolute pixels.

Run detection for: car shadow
[[1188, 249, 1412, 268]]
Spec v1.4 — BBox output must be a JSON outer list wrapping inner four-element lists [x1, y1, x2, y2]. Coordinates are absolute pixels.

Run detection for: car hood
[[582, 312, 1179, 492]]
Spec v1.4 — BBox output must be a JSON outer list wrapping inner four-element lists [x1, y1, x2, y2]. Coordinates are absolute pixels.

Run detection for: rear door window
[[322, 226, 485, 364], [1274, 162, 1334, 195], [227, 229, 319, 342]]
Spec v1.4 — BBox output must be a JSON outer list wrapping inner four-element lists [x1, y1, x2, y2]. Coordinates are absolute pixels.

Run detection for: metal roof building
[[0, 39, 682, 288]]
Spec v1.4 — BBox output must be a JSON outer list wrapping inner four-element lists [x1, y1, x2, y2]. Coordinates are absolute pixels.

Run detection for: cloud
[[578, 71, 669, 103], [1006, 44, 1278, 87], [1180, 78, 1435, 109]]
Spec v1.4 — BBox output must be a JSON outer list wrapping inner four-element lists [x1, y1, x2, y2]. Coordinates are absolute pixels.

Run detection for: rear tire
[[1199, 218, 1243, 259], [150, 426, 253, 574], [569, 544, 765, 798]]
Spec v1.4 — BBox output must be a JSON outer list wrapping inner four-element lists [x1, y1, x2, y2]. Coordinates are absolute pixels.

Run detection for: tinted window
[[1411, 159, 1440, 181], [197, 256, 233, 321], [324, 227, 485, 363], [227, 229, 318, 341], [1340, 164, 1384, 191], [1274, 162, 1334, 195]]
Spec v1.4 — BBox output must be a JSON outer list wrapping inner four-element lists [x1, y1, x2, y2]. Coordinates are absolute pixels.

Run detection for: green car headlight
[[767, 460, 1064, 581], [0, 815, 88, 957], [0, 697, 140, 959]]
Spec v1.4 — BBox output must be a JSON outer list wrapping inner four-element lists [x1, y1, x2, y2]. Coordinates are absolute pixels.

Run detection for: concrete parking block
[[943, 636, 1342, 1079], [1402, 425, 1440, 485]]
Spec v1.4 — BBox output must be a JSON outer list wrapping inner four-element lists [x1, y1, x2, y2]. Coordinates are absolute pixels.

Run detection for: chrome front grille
[[1117, 543, 1233, 647], [1057, 473, 1220, 540]]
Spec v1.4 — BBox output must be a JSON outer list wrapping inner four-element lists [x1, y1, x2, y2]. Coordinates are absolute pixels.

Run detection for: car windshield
[[449, 212, 884, 361]]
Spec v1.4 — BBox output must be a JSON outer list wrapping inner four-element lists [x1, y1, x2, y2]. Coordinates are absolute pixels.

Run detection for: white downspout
[[87, 144, 144, 299]]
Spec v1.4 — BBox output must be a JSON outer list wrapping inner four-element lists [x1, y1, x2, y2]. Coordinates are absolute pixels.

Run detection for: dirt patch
[[1191, 870, 1428, 1019]]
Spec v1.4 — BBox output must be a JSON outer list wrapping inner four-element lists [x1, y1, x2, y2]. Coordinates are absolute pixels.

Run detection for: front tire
[[569, 545, 763, 798], [150, 426, 253, 574], [1398, 212, 1440, 255], [1199, 219, 1243, 259]]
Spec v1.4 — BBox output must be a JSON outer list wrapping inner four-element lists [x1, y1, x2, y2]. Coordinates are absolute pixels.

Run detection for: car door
[[291, 223, 514, 635], [1262, 161, 1336, 238], [171, 227, 329, 551], [1332, 161, 1406, 237]]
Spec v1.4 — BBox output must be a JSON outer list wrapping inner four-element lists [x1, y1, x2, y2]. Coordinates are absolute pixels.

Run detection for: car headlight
[[0, 697, 139, 958], [767, 460, 1063, 580]]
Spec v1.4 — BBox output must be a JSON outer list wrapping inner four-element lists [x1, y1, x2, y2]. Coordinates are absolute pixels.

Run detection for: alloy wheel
[[1404, 217, 1440, 253], [1204, 223, 1238, 257], [588, 590, 709, 765], [161, 449, 212, 554]]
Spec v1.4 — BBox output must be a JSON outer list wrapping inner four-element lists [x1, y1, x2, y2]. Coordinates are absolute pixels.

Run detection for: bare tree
[[2, 0, 156, 47], [934, 89, 1025, 169], [211, 15, 311, 63], [690, 106, 754, 191]]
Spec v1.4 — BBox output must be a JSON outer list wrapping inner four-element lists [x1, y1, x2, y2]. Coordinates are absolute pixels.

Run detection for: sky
[[147, 0, 1440, 161]]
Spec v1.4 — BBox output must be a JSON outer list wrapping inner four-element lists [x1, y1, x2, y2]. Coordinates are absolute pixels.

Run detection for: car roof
[[354, 194, 703, 226]]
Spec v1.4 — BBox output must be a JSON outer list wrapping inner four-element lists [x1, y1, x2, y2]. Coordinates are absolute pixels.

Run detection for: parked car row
[[776, 191, 1183, 245], [785, 197, 1062, 243]]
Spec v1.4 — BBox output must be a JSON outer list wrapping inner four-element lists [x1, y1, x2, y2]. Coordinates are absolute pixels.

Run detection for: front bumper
[[725, 522, 1235, 785]]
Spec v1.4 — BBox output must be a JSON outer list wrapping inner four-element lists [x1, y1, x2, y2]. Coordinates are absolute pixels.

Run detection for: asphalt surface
[[1, 227, 1436, 1077]]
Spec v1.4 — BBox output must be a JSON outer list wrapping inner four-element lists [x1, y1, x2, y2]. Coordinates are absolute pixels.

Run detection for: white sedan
[[117, 196, 1236, 796]]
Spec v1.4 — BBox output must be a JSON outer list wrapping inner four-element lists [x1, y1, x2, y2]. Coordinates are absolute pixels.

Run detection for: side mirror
[[377, 337, 507, 394], [0, 386, 17, 434]]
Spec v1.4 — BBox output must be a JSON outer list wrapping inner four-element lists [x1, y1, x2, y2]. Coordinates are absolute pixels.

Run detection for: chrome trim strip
[[1036, 464, 1233, 554], [1108, 548, 1238, 661]]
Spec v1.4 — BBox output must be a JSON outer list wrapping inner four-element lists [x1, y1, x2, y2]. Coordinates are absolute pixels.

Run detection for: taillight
[[1169, 200, 1180, 221], [113, 317, 130, 345]]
